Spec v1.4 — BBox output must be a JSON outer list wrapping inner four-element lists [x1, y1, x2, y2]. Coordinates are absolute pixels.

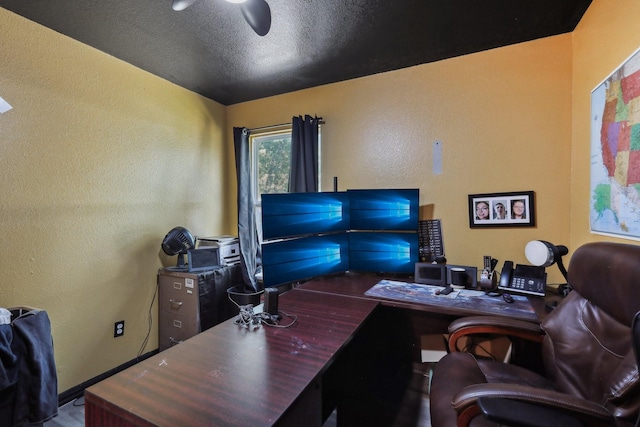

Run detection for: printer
[[196, 236, 240, 266]]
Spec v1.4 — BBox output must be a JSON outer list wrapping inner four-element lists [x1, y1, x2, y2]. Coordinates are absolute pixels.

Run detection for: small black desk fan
[[161, 226, 195, 269]]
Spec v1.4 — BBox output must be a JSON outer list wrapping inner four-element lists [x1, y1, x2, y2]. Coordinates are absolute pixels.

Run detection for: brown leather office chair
[[429, 242, 640, 427], [633, 311, 640, 427]]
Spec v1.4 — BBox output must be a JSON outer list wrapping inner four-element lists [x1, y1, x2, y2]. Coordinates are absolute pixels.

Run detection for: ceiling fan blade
[[172, 0, 199, 11], [240, 0, 271, 36]]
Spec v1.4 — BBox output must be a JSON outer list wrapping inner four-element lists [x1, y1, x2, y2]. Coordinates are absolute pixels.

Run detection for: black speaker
[[264, 287, 279, 315]]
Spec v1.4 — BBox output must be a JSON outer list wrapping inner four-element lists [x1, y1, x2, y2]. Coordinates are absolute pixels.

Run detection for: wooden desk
[[297, 272, 549, 371], [85, 289, 379, 427], [296, 272, 548, 322], [85, 273, 549, 427]]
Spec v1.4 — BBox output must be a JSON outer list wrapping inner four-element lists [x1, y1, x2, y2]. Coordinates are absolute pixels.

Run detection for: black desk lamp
[[524, 240, 569, 282]]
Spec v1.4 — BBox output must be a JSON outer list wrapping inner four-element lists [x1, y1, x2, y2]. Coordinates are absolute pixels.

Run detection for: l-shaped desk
[[85, 273, 549, 426]]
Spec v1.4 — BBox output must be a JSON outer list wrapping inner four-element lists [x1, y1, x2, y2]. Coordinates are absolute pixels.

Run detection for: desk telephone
[[498, 260, 546, 297]]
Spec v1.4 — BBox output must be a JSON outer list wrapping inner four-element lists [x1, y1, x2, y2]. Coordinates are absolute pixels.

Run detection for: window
[[251, 128, 292, 205], [250, 126, 321, 242]]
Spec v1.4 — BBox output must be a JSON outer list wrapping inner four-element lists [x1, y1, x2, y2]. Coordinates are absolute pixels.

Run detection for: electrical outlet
[[114, 320, 125, 338]]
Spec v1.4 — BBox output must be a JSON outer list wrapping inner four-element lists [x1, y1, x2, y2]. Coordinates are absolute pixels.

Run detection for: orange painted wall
[[2, 0, 639, 394], [227, 35, 574, 284], [570, 0, 640, 248], [0, 9, 232, 392]]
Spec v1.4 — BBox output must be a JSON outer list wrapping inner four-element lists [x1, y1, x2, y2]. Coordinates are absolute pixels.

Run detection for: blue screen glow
[[348, 232, 419, 274], [348, 189, 419, 231], [261, 192, 350, 240], [260, 189, 420, 286], [262, 233, 350, 287]]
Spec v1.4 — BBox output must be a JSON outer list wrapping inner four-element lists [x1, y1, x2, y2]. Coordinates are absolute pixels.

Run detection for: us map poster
[[590, 47, 640, 240]]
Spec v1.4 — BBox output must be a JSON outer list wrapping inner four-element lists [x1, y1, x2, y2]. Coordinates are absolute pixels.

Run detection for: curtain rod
[[248, 117, 325, 132]]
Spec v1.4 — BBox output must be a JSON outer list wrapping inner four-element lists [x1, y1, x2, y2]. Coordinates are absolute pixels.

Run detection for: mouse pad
[[365, 280, 537, 321]]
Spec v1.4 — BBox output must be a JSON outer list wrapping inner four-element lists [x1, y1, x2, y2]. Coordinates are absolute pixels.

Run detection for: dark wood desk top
[[85, 289, 379, 426], [296, 272, 548, 322]]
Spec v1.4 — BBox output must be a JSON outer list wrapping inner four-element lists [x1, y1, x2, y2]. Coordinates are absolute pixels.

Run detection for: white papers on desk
[[457, 289, 486, 297], [437, 289, 460, 299]]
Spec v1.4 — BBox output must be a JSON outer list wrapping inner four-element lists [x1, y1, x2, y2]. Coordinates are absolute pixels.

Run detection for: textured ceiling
[[0, 0, 592, 106]]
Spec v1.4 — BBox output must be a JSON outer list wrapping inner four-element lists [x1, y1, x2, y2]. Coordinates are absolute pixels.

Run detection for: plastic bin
[[226, 286, 262, 316]]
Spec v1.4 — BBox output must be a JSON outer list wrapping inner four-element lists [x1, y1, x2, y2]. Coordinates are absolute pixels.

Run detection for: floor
[[44, 364, 432, 426], [43, 396, 85, 427]]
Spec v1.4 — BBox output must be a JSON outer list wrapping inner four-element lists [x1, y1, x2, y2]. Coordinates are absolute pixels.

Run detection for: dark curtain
[[233, 127, 261, 293], [289, 115, 320, 193]]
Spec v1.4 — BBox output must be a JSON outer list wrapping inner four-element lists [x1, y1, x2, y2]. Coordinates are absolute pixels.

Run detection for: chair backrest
[[634, 312, 640, 372], [540, 242, 640, 422]]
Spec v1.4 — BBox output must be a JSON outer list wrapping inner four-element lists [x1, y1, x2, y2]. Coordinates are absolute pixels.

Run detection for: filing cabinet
[[158, 265, 241, 351]]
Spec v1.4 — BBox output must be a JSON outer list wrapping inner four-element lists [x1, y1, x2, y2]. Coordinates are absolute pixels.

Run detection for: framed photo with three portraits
[[468, 191, 535, 228]]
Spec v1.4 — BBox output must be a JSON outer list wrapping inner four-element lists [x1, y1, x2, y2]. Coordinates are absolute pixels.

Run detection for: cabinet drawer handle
[[169, 299, 183, 308]]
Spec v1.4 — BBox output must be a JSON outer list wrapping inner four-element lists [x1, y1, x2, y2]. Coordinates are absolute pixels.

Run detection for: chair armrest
[[478, 397, 584, 427], [452, 383, 614, 427], [447, 315, 544, 352]]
